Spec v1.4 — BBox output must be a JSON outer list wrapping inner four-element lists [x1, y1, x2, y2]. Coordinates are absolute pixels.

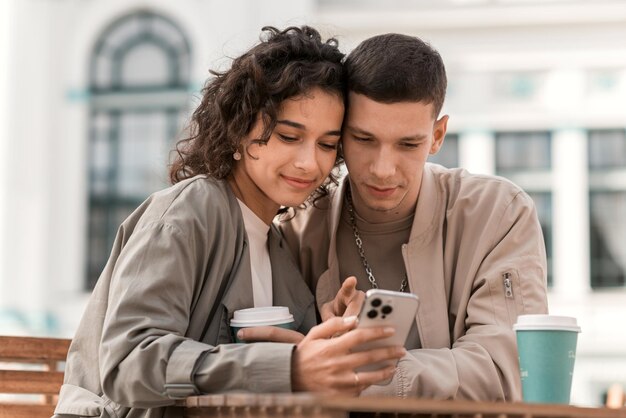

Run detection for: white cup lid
[[230, 306, 294, 327], [513, 314, 581, 332]]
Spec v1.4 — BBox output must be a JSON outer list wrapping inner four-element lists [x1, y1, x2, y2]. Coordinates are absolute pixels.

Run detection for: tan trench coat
[[279, 163, 549, 401], [53, 176, 317, 418]]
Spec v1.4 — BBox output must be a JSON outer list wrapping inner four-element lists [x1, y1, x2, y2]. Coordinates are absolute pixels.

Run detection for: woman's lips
[[282, 175, 316, 190]]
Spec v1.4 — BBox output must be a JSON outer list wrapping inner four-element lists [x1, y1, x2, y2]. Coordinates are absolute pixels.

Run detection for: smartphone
[[353, 289, 419, 385]]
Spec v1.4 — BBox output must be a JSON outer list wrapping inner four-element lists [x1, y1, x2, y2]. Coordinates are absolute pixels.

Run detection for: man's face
[[342, 92, 448, 223]]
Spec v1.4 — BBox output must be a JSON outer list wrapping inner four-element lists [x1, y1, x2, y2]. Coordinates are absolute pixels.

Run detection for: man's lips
[[282, 175, 316, 189], [366, 184, 397, 197]]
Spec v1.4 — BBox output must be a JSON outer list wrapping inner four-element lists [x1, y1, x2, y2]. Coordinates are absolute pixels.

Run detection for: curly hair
[[169, 26, 346, 205]]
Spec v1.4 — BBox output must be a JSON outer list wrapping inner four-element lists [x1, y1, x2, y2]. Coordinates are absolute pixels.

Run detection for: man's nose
[[369, 147, 396, 179]]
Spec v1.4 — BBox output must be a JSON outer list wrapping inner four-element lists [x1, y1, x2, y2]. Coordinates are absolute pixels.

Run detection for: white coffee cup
[[230, 306, 294, 343]]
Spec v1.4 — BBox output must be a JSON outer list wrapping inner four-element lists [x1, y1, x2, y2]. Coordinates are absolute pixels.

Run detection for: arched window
[[86, 12, 192, 288]]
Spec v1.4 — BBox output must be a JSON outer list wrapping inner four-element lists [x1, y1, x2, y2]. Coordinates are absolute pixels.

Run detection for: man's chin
[[361, 200, 400, 213]]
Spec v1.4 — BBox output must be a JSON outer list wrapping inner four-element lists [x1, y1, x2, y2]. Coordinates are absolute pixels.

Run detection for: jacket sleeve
[[99, 220, 294, 408], [362, 191, 549, 400]]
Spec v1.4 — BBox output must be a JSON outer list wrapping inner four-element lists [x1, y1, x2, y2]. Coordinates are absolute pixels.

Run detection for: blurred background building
[[1, 0, 625, 407]]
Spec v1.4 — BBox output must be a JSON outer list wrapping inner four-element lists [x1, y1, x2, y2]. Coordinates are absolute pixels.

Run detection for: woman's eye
[[278, 134, 298, 142]]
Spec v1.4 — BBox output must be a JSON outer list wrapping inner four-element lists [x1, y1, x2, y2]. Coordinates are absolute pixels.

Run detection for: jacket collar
[[221, 192, 314, 333], [403, 164, 450, 348], [268, 224, 314, 331], [321, 165, 450, 348], [315, 178, 349, 305]]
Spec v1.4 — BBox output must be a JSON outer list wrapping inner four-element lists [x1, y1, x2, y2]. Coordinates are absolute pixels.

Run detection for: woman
[[53, 26, 402, 418]]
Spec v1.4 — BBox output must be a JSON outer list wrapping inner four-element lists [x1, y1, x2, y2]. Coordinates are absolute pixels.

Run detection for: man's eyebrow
[[347, 126, 428, 141], [399, 134, 428, 142], [277, 119, 341, 137]]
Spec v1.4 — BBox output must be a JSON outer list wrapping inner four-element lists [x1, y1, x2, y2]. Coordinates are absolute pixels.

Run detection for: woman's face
[[231, 87, 344, 221]]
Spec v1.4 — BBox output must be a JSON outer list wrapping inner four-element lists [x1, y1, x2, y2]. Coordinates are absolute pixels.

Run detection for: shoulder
[[428, 163, 532, 212], [132, 176, 240, 236]]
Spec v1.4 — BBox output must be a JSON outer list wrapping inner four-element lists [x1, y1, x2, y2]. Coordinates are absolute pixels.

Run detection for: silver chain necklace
[[345, 188, 408, 293]]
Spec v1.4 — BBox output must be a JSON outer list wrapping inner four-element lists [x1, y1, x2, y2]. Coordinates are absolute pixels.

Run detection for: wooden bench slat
[[0, 336, 71, 413], [0, 403, 56, 418], [0, 370, 65, 394], [0, 336, 71, 362]]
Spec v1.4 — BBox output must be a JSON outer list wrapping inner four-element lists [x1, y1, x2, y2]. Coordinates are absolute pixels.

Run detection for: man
[[277, 34, 549, 400]]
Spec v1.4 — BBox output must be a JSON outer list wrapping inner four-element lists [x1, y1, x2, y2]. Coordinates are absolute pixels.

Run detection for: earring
[[233, 151, 242, 161]]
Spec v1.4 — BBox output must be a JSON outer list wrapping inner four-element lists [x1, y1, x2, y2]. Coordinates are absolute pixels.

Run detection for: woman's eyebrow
[[277, 119, 341, 136], [277, 119, 305, 129]]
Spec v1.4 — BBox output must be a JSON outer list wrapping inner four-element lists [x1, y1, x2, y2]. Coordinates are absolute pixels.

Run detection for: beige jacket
[[279, 164, 549, 401], [54, 176, 317, 418]]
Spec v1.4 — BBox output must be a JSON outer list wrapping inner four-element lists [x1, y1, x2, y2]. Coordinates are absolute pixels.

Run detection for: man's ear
[[430, 115, 449, 155]]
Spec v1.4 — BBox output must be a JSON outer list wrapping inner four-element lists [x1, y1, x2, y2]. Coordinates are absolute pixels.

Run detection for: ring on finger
[[353, 371, 360, 389]]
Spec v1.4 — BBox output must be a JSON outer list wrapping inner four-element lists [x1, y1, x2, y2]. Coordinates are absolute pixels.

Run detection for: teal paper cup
[[230, 306, 295, 343], [514, 314, 581, 404]]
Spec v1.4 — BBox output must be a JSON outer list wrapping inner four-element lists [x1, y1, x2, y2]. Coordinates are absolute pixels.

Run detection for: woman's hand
[[236, 326, 305, 344], [291, 316, 405, 396], [319, 276, 365, 322]]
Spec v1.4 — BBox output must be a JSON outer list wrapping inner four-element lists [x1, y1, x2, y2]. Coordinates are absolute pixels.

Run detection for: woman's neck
[[227, 171, 279, 225]]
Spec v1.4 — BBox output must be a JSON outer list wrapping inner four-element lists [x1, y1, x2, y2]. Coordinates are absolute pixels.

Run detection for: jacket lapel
[[269, 225, 315, 332], [219, 223, 316, 336], [320, 168, 452, 349], [218, 193, 255, 343], [315, 178, 347, 307], [404, 164, 450, 349]]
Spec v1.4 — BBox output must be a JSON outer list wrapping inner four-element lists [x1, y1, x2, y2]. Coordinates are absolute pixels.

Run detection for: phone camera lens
[[381, 305, 393, 314], [367, 309, 378, 319], [371, 298, 382, 307]]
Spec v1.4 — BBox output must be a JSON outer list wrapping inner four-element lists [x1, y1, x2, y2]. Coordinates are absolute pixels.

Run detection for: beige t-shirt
[[336, 202, 421, 349]]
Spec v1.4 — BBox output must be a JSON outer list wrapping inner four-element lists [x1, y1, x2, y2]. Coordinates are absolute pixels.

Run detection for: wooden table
[[178, 393, 626, 418]]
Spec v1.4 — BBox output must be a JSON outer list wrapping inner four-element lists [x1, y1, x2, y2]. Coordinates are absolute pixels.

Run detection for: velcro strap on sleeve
[[164, 339, 212, 399]]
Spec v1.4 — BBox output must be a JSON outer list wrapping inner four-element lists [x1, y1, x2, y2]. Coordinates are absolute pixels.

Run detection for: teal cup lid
[[230, 306, 294, 327], [514, 314, 581, 333]]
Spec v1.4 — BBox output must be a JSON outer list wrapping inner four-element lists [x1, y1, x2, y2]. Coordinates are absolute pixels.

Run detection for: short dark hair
[[170, 26, 345, 191], [345, 33, 447, 117]]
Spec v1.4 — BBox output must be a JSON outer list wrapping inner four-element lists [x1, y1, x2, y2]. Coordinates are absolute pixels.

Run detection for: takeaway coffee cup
[[230, 306, 295, 343], [514, 314, 581, 404]]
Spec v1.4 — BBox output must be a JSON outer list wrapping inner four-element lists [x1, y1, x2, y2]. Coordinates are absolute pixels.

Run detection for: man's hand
[[320, 276, 365, 322], [291, 316, 406, 396], [236, 326, 305, 344]]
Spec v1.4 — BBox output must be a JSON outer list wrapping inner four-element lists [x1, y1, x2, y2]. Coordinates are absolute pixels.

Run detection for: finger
[[333, 365, 396, 395], [343, 290, 365, 318], [334, 277, 359, 313], [319, 300, 337, 322], [333, 325, 395, 352], [346, 345, 406, 370], [238, 326, 305, 344], [350, 366, 397, 389], [305, 316, 358, 341]]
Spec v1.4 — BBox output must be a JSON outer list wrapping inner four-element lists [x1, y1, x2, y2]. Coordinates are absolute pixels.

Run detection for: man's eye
[[401, 143, 420, 149], [353, 136, 371, 142], [319, 142, 339, 151]]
